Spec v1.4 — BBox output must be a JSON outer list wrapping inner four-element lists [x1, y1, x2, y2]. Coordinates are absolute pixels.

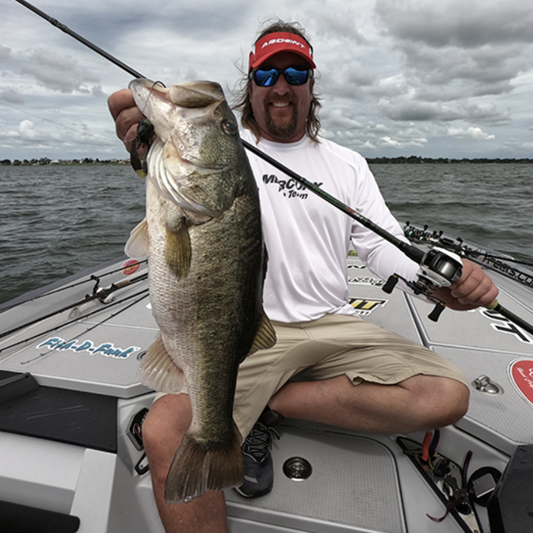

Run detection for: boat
[[1, 223, 532, 533]]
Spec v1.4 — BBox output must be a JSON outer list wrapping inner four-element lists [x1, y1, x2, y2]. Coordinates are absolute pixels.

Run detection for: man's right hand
[[108, 89, 145, 153]]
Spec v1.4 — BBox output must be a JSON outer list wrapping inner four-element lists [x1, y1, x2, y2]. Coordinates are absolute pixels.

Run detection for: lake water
[[1, 162, 532, 304]]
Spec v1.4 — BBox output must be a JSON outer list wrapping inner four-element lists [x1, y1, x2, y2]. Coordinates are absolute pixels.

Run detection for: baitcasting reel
[[383, 247, 463, 322]]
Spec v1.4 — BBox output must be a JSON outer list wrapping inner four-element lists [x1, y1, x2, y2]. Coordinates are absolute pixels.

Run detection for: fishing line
[[0, 287, 150, 355], [0, 270, 149, 340], [12, 0, 423, 262], [19, 289, 150, 365], [139, 81, 167, 115], [12, 0, 533, 335], [0, 100, 114, 142], [0, 259, 147, 314], [13, 0, 144, 79]]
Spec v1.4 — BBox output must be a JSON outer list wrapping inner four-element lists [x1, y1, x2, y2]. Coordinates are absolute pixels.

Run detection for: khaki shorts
[[156, 314, 468, 441]]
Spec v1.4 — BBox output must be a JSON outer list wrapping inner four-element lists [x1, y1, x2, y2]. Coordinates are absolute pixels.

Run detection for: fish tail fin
[[164, 424, 243, 504]]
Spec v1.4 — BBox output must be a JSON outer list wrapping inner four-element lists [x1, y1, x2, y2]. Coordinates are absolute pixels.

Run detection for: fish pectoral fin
[[125, 218, 149, 258], [248, 311, 277, 357], [165, 218, 192, 278], [165, 424, 243, 504], [182, 208, 213, 225], [138, 333, 185, 393]]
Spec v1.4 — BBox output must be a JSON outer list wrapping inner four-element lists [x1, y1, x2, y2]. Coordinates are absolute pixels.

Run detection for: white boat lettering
[[516, 367, 533, 390], [481, 309, 532, 344], [37, 337, 141, 358], [348, 276, 385, 287], [347, 264, 367, 270]]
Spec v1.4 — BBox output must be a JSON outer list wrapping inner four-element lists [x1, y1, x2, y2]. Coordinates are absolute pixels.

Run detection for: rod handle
[[486, 300, 533, 336]]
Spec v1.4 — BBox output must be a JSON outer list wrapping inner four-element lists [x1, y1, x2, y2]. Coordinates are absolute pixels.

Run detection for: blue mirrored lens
[[284, 67, 309, 85], [255, 69, 279, 87], [253, 67, 310, 87]]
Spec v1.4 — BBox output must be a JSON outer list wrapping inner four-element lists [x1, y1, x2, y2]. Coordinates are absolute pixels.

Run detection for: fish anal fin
[[248, 311, 277, 358], [165, 423, 243, 504], [138, 333, 185, 393], [125, 218, 149, 258], [165, 218, 191, 279]]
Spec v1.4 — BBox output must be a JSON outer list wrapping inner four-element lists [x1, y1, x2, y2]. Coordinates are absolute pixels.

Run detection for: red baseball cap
[[249, 31, 316, 70]]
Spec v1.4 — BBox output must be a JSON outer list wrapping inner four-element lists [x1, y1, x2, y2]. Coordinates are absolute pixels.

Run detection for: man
[[108, 20, 498, 533]]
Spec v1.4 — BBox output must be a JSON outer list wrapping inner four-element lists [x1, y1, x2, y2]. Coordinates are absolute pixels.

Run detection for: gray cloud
[[3, 0, 533, 160], [397, 41, 527, 93], [378, 94, 510, 126], [309, 10, 369, 45], [0, 45, 11, 60], [19, 49, 103, 95], [375, 0, 533, 48], [1, 89, 24, 104]]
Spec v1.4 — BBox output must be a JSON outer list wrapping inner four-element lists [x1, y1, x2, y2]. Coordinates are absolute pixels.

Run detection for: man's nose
[[273, 75, 291, 94]]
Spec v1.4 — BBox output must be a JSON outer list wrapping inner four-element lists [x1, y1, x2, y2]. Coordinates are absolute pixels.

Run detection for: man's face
[[249, 52, 314, 143]]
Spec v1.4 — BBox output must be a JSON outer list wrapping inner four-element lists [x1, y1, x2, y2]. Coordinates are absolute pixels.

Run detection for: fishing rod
[[12, 0, 426, 268], [13, 0, 144, 79], [0, 259, 148, 314], [13, 0, 533, 335], [0, 270, 148, 341], [0, 287, 150, 355], [20, 289, 150, 365]]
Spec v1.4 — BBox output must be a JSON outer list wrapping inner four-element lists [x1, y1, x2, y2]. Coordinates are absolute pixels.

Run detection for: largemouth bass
[[126, 78, 276, 504]]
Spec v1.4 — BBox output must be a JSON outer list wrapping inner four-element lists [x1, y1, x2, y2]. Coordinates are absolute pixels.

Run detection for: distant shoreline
[[0, 158, 129, 166], [1, 156, 533, 166], [366, 156, 533, 164]]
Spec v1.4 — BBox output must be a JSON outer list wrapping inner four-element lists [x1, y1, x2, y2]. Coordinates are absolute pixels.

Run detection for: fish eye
[[221, 120, 237, 135]]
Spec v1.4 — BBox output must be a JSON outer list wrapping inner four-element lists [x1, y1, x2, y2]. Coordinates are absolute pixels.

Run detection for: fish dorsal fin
[[165, 218, 191, 279], [248, 311, 277, 357], [138, 332, 186, 393], [125, 218, 149, 258]]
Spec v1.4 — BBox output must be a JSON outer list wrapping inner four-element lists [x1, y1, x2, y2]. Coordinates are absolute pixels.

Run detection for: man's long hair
[[233, 20, 322, 142]]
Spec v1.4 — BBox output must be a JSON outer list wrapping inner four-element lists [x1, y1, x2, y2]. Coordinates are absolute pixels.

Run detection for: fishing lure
[[130, 119, 154, 179]]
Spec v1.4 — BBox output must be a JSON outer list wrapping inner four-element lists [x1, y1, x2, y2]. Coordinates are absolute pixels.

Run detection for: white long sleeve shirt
[[241, 130, 419, 323]]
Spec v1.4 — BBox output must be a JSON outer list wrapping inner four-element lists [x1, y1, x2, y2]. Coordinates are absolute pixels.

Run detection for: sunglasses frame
[[249, 66, 314, 87]]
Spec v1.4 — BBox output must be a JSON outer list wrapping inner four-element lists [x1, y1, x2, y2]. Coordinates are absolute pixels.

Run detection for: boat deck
[[1, 243, 532, 533]]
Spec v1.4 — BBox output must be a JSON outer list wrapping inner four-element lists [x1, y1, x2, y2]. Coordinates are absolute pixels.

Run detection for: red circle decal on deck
[[122, 259, 141, 276], [510, 360, 533, 406]]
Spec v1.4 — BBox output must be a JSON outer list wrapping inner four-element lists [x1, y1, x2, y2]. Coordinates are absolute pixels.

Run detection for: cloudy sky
[[2, 0, 533, 161]]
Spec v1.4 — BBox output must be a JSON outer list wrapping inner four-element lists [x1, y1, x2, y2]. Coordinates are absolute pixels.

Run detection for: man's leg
[[268, 373, 469, 433], [142, 394, 228, 533]]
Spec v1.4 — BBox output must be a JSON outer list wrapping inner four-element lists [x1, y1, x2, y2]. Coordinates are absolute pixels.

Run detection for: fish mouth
[[129, 79, 228, 171], [130, 78, 234, 216]]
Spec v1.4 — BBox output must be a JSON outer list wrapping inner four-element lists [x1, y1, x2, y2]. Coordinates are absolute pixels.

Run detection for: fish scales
[[126, 79, 276, 504]]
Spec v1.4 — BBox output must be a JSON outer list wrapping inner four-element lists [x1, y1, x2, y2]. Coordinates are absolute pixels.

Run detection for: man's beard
[[263, 102, 299, 140]]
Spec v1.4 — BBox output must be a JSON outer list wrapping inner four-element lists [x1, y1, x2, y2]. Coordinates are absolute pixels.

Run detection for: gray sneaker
[[234, 409, 284, 498]]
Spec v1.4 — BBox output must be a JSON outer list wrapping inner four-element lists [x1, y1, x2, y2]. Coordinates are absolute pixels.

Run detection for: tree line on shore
[[2, 156, 533, 166], [366, 156, 533, 164], [0, 157, 128, 166]]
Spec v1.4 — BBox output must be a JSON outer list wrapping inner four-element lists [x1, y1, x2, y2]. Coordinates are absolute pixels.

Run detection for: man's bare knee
[[407, 376, 469, 428], [142, 394, 192, 487]]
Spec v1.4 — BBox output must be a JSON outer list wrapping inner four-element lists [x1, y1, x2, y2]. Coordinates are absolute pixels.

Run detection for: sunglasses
[[249, 67, 313, 87]]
